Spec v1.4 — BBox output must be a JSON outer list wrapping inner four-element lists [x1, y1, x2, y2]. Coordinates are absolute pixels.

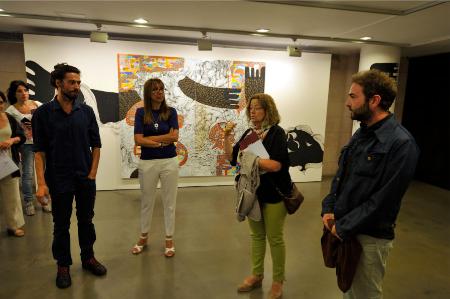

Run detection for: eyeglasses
[[249, 106, 264, 112], [152, 87, 165, 93]]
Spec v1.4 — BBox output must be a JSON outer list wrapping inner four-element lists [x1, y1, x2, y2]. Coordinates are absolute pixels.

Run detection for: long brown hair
[[143, 78, 171, 124], [246, 93, 280, 128]]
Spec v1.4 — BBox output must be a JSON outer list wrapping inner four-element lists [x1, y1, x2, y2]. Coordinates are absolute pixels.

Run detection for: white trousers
[[139, 157, 179, 237], [0, 175, 25, 230]]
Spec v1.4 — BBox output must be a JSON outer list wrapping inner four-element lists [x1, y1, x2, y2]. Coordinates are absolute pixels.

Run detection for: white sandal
[[131, 236, 148, 255], [164, 238, 175, 258]]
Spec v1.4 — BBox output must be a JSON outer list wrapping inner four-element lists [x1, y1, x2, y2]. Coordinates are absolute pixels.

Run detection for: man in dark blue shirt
[[32, 63, 106, 289], [322, 70, 419, 299]]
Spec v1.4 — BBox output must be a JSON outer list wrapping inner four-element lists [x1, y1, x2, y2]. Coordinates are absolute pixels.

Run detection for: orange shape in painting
[[126, 100, 144, 126], [176, 141, 188, 167], [177, 115, 184, 128], [209, 122, 236, 150]]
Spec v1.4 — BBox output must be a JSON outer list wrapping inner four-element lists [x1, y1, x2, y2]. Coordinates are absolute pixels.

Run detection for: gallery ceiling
[[0, 1, 449, 56]]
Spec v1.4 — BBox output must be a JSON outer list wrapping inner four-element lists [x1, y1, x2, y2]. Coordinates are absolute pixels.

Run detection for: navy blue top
[[32, 98, 101, 194], [134, 107, 178, 160], [322, 114, 419, 240]]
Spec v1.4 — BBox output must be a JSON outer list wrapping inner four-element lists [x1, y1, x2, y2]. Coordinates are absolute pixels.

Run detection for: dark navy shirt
[[32, 98, 101, 194], [134, 107, 178, 160], [322, 114, 419, 240]]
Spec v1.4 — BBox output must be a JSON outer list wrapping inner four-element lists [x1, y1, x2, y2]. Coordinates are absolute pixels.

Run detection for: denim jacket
[[322, 115, 419, 240]]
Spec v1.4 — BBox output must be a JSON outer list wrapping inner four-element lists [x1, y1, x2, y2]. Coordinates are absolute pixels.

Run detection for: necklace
[[153, 110, 160, 131], [254, 127, 269, 140]]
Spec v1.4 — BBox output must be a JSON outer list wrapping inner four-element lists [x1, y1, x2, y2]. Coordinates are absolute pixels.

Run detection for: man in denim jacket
[[322, 70, 419, 299]]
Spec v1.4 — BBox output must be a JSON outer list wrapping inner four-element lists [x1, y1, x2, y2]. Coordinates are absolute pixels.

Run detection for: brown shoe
[[237, 275, 264, 292], [7, 228, 25, 237], [268, 281, 283, 299]]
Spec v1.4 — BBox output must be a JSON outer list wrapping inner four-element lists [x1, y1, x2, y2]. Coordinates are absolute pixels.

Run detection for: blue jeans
[[20, 144, 35, 203]]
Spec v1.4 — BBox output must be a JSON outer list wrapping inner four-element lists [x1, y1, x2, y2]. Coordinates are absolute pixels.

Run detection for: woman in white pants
[[131, 78, 179, 257], [0, 91, 26, 237]]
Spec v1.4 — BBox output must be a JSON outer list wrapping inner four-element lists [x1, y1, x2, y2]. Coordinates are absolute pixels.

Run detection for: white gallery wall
[[23, 34, 331, 190]]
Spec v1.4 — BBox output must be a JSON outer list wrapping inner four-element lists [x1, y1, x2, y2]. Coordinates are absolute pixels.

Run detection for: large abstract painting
[[118, 54, 266, 178]]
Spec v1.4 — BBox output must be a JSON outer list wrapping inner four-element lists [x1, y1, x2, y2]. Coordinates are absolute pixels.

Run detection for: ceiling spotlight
[[90, 24, 109, 43], [197, 31, 212, 51], [360, 36, 372, 41], [0, 13, 11, 17], [134, 18, 148, 24], [0, 8, 4, 12], [251, 33, 266, 37], [256, 28, 270, 33]]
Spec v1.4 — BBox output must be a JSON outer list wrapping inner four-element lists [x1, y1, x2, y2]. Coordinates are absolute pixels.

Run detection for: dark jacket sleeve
[[6, 113, 26, 177], [321, 146, 347, 215]]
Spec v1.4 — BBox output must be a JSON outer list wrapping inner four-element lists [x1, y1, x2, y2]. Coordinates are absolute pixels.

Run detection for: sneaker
[[82, 257, 107, 276], [25, 202, 35, 216], [42, 204, 52, 213], [56, 266, 71, 289]]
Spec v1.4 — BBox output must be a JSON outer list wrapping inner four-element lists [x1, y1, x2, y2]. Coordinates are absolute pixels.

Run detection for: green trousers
[[248, 201, 287, 282]]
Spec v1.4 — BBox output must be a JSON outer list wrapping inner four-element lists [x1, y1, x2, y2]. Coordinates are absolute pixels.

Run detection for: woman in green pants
[[224, 93, 292, 299]]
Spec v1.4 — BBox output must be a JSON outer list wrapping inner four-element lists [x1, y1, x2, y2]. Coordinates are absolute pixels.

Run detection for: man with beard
[[321, 70, 419, 299], [32, 63, 106, 289]]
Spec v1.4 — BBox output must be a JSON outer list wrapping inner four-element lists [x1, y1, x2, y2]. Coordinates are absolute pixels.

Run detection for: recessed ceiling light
[[133, 24, 149, 28], [360, 36, 372, 41], [0, 8, 4, 12], [134, 18, 148, 24], [256, 28, 270, 33], [251, 33, 265, 37], [0, 13, 11, 17]]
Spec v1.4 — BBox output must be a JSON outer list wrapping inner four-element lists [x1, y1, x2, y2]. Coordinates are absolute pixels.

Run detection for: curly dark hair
[[352, 70, 397, 111], [50, 63, 80, 88], [7, 80, 28, 105]]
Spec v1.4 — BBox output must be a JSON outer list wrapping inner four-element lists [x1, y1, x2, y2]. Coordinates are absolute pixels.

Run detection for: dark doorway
[[403, 53, 450, 190]]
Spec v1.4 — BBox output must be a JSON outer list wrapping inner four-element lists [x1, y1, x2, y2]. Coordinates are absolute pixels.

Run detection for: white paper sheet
[[0, 150, 19, 180], [243, 139, 269, 159]]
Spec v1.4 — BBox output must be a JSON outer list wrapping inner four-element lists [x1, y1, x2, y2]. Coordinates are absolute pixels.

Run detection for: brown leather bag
[[277, 183, 304, 215], [321, 227, 362, 292]]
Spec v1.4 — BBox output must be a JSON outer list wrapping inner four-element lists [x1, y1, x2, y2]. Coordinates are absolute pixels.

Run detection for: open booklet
[[239, 130, 269, 159], [0, 150, 19, 180]]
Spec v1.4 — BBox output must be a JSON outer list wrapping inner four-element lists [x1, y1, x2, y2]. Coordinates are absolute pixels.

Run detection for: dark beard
[[63, 90, 79, 101], [351, 100, 372, 122]]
